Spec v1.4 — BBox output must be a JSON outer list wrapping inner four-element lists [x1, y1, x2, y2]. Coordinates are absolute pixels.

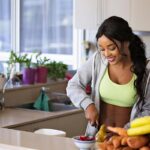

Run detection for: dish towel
[[33, 90, 50, 111]]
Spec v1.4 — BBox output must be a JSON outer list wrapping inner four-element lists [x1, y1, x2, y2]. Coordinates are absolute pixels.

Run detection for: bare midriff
[[99, 100, 132, 128]]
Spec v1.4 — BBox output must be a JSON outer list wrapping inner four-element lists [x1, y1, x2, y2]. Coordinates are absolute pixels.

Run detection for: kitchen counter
[[0, 143, 36, 150], [0, 81, 88, 148], [0, 80, 87, 137], [0, 128, 79, 150], [0, 107, 87, 137], [0, 107, 82, 128]]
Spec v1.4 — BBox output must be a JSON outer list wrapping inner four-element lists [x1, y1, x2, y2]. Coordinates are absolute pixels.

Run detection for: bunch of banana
[[127, 116, 150, 136], [96, 124, 106, 142]]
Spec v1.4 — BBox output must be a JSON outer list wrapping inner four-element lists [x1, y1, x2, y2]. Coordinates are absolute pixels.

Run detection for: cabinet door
[[102, 0, 130, 22], [131, 0, 150, 31], [74, 0, 102, 29], [11, 111, 87, 137]]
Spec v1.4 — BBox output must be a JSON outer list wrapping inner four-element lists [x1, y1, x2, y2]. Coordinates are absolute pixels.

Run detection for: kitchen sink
[[16, 101, 77, 112]]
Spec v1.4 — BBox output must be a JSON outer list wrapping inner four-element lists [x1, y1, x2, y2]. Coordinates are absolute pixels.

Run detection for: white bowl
[[34, 129, 66, 137], [73, 136, 95, 150]]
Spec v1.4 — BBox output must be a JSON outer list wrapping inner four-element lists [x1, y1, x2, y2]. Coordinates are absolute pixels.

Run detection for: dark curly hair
[[96, 16, 146, 100]]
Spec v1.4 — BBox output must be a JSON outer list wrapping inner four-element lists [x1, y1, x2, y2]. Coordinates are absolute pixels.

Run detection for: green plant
[[9, 51, 16, 65], [46, 61, 68, 80], [23, 55, 32, 68], [9, 51, 23, 65], [9, 51, 32, 68], [35, 52, 50, 67]]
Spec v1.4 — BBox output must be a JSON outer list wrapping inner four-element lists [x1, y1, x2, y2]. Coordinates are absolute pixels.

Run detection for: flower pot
[[22, 68, 36, 84], [36, 66, 48, 83]]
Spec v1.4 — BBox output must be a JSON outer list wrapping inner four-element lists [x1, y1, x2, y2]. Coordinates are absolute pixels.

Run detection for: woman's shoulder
[[146, 58, 150, 69], [94, 51, 108, 64], [145, 59, 150, 77], [88, 51, 101, 64], [146, 57, 150, 62]]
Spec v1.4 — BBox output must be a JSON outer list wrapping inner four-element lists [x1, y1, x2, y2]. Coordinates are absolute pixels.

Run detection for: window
[[0, 0, 11, 51], [20, 0, 73, 55], [0, 0, 11, 73], [0, 0, 80, 74]]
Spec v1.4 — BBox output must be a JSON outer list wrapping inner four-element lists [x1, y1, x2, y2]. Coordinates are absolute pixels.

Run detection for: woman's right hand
[[85, 103, 99, 126]]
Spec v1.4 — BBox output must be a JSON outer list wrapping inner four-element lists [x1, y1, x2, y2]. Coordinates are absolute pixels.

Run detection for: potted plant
[[35, 52, 50, 83], [46, 61, 68, 81], [21, 55, 36, 85], [9, 51, 35, 85], [8, 51, 24, 83]]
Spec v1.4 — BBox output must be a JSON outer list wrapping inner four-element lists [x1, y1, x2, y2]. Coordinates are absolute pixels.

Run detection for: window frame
[[0, 0, 83, 70]]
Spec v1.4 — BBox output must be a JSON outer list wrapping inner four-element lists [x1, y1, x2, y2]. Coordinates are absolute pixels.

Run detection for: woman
[[66, 16, 150, 135]]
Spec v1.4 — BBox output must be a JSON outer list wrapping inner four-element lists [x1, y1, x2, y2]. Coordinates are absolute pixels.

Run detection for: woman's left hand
[[85, 103, 99, 126]]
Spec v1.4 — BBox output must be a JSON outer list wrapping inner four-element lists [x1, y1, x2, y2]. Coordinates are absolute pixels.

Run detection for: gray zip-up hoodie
[[66, 51, 150, 132]]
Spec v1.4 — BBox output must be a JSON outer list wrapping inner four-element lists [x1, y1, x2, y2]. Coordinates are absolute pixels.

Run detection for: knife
[[85, 122, 98, 137]]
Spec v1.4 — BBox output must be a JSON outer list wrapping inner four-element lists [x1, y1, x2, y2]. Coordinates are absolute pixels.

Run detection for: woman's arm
[[137, 60, 150, 117], [66, 52, 101, 126], [124, 60, 150, 129], [66, 54, 95, 110]]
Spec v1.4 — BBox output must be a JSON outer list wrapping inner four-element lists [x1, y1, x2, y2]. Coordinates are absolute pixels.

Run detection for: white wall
[[138, 32, 150, 58]]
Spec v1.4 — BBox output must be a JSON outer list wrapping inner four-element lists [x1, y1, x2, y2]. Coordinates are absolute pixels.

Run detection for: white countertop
[[0, 108, 82, 128], [0, 143, 37, 150], [0, 128, 78, 150]]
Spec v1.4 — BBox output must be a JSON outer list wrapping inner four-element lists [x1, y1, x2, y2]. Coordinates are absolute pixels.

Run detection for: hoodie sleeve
[[137, 60, 150, 117], [66, 53, 96, 110], [124, 60, 150, 129]]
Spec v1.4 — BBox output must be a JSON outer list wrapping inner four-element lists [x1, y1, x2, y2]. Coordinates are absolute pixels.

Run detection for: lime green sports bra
[[99, 68, 137, 107]]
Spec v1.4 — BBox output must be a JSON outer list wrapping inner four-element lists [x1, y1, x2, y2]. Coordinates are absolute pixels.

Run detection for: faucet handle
[[41, 87, 50, 92]]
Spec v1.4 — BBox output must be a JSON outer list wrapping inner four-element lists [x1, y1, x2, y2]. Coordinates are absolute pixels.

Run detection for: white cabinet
[[74, 0, 150, 31], [10, 111, 87, 137], [131, 0, 150, 31], [102, 0, 130, 23], [74, 0, 101, 29], [74, 0, 130, 29]]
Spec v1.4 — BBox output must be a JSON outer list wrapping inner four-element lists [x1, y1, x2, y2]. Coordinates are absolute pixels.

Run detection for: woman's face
[[97, 35, 128, 65]]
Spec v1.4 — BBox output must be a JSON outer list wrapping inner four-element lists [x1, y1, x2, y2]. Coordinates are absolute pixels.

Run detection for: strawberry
[[79, 135, 95, 141]]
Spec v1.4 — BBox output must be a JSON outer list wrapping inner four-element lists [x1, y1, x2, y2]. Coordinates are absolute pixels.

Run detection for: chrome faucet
[[0, 79, 8, 111], [0, 92, 5, 110], [0, 76, 21, 111], [0, 64, 15, 111]]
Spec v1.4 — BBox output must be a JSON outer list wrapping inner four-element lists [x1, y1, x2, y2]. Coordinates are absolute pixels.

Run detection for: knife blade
[[85, 122, 98, 137]]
